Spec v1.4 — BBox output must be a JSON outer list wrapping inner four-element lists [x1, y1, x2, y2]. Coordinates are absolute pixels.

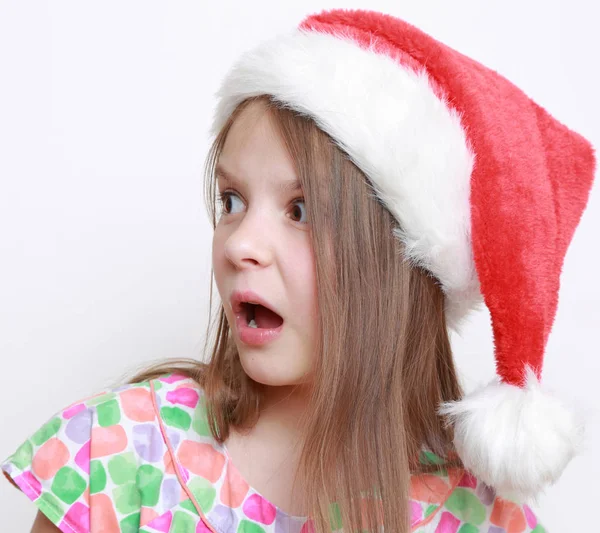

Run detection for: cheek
[[212, 229, 227, 290], [289, 243, 319, 320]]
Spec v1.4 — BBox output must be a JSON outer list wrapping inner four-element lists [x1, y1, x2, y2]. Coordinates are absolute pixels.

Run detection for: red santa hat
[[209, 8, 596, 502]]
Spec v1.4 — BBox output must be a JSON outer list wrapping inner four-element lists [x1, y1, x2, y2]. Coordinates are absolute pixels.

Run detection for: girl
[[3, 8, 595, 533]]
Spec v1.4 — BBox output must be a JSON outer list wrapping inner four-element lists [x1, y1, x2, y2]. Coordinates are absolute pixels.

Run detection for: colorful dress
[[2, 373, 548, 532]]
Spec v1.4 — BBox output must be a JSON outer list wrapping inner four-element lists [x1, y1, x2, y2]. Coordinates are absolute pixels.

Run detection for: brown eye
[[218, 192, 244, 215], [289, 200, 307, 223], [222, 195, 231, 213]]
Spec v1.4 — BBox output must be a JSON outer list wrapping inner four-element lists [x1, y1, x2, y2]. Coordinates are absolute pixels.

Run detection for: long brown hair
[[128, 96, 465, 533]]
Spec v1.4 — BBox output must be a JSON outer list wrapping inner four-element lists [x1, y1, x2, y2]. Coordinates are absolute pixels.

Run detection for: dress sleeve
[[424, 471, 549, 532], [1, 390, 110, 533]]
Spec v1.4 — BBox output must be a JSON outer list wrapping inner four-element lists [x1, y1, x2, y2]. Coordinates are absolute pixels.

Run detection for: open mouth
[[242, 302, 284, 329]]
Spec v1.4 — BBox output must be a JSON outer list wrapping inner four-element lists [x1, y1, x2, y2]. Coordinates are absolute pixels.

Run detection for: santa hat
[[209, 8, 596, 502]]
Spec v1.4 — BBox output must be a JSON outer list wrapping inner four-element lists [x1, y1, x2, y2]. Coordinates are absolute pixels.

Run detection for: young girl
[[3, 8, 595, 533]]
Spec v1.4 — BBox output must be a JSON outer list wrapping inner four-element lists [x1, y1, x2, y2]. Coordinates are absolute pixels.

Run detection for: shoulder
[[2, 372, 208, 533], [410, 467, 548, 532]]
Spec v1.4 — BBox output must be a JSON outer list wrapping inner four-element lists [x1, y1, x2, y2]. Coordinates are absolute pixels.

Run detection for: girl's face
[[212, 101, 318, 388]]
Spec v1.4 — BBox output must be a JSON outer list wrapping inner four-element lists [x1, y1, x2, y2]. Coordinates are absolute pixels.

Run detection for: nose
[[223, 209, 274, 270]]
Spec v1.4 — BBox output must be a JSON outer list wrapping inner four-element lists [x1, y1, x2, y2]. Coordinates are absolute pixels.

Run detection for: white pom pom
[[438, 366, 584, 503]]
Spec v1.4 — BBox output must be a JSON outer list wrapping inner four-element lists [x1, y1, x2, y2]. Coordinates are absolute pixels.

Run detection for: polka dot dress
[[2, 373, 547, 532]]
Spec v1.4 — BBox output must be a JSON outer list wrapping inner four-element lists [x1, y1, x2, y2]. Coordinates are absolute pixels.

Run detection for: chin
[[238, 352, 312, 388]]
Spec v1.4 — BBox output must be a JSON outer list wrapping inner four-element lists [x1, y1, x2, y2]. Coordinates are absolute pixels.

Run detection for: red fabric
[[300, 9, 596, 387]]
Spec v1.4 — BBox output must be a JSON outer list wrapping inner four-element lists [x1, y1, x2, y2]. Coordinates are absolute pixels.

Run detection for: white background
[[0, 1, 598, 531]]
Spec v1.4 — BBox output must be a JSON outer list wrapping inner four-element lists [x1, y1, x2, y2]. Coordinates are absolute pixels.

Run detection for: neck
[[227, 382, 312, 476], [258, 383, 312, 435], [225, 382, 313, 517]]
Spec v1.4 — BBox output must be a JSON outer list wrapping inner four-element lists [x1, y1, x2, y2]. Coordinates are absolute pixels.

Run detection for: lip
[[230, 289, 284, 347]]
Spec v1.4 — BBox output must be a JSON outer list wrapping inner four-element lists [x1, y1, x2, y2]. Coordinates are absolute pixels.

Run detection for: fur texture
[[439, 366, 585, 503]]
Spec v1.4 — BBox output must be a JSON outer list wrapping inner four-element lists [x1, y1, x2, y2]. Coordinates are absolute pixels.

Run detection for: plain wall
[[0, 1, 598, 530]]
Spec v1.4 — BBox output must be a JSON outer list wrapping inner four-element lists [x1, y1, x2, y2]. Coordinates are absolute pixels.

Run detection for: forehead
[[221, 100, 281, 154], [217, 101, 298, 187]]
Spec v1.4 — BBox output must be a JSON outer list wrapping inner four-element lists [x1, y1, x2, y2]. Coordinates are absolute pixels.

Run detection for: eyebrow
[[215, 164, 302, 193]]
